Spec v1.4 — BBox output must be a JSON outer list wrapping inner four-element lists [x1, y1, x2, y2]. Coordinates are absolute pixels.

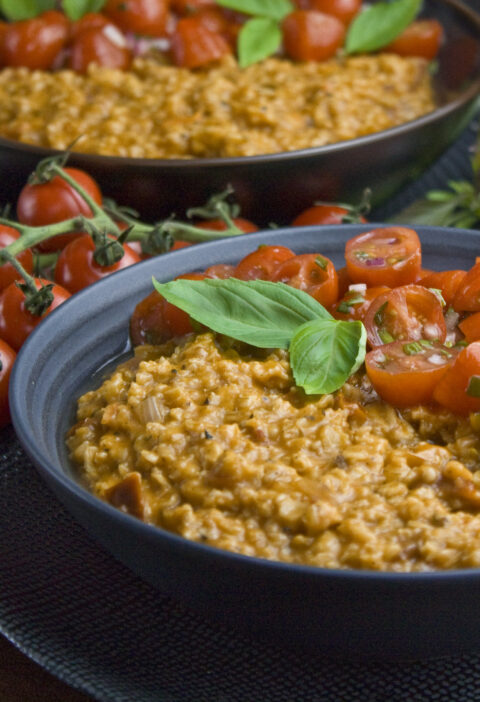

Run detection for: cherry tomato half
[[305, 0, 362, 24], [282, 10, 345, 62], [292, 204, 366, 227], [0, 278, 71, 351], [234, 245, 295, 281], [271, 253, 338, 307], [418, 269, 467, 308], [345, 226, 422, 288], [69, 25, 132, 73], [3, 11, 69, 70], [70, 12, 111, 39], [459, 312, 480, 344], [453, 262, 480, 313], [433, 342, 480, 416], [331, 285, 390, 321], [0, 225, 34, 292], [170, 15, 231, 67], [54, 234, 141, 293], [385, 19, 444, 60], [366, 339, 457, 408], [17, 167, 103, 252], [364, 284, 446, 347], [0, 338, 16, 428], [104, 0, 170, 37]]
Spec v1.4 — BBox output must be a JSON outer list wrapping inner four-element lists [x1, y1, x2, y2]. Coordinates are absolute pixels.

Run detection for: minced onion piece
[[427, 353, 448, 365], [445, 307, 460, 331], [348, 283, 367, 294]]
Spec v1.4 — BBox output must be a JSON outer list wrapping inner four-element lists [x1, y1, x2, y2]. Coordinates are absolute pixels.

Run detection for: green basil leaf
[[388, 198, 459, 227], [153, 277, 332, 349], [61, 0, 105, 20], [345, 0, 422, 54], [290, 319, 367, 394], [216, 0, 293, 21], [0, 0, 55, 20], [238, 17, 282, 68]]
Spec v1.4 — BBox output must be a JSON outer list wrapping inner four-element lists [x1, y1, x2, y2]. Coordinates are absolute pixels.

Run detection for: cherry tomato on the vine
[[68, 25, 132, 73], [385, 19, 444, 60], [0, 338, 15, 428], [292, 204, 366, 227], [0, 278, 71, 351], [194, 218, 258, 233], [2, 11, 69, 70], [0, 225, 34, 292], [54, 234, 141, 293], [271, 252, 338, 307], [170, 15, 232, 67], [345, 226, 422, 288], [282, 10, 345, 62], [234, 245, 295, 281], [364, 284, 446, 347], [433, 342, 480, 415], [104, 0, 170, 37], [17, 167, 103, 252], [365, 339, 458, 408]]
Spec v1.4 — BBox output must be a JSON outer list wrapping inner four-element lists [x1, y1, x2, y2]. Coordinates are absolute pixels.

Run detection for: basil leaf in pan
[[238, 17, 283, 68], [345, 0, 422, 54]]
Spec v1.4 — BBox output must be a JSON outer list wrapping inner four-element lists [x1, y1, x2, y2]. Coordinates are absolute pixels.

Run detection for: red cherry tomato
[[331, 285, 390, 321], [170, 15, 232, 67], [0, 225, 34, 292], [194, 218, 258, 233], [271, 253, 338, 307], [459, 312, 480, 344], [453, 263, 480, 313], [70, 12, 111, 39], [234, 245, 295, 281], [433, 342, 480, 415], [364, 285, 447, 347], [305, 0, 362, 24], [0, 337, 15, 427], [345, 227, 422, 288], [104, 0, 169, 37], [365, 340, 458, 408], [3, 11, 69, 70], [282, 10, 345, 62], [54, 234, 141, 293], [68, 25, 132, 73], [17, 167, 103, 252], [170, 0, 217, 13], [292, 204, 366, 226], [418, 269, 467, 308], [171, 240, 192, 250], [0, 278, 71, 351], [385, 19, 444, 60]]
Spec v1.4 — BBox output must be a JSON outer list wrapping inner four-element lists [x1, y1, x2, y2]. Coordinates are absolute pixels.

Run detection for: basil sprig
[[0, 0, 105, 20], [345, 0, 422, 54], [153, 277, 366, 395]]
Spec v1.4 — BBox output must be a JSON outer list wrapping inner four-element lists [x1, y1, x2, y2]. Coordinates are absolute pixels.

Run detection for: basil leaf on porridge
[[346, 0, 422, 54], [238, 17, 283, 68]]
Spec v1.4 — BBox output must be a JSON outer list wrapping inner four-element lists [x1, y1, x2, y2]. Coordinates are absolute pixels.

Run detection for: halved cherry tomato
[[282, 10, 345, 62], [0, 278, 71, 351], [459, 312, 480, 344], [54, 234, 141, 293], [0, 225, 34, 292], [194, 218, 258, 233], [0, 337, 16, 428], [68, 25, 132, 73], [453, 263, 480, 313], [170, 16, 231, 67], [170, 0, 217, 13], [366, 339, 458, 408], [3, 11, 69, 70], [345, 227, 422, 288], [234, 245, 295, 281], [336, 265, 353, 298], [17, 167, 103, 252], [292, 204, 366, 226], [204, 263, 236, 278], [331, 285, 390, 321], [364, 284, 446, 347], [418, 269, 467, 308], [295, 0, 361, 24], [104, 0, 169, 37], [433, 342, 480, 415], [271, 253, 338, 307], [385, 19, 444, 60], [70, 12, 111, 39]]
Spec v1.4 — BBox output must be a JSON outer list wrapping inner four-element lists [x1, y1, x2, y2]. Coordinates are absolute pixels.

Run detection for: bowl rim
[[10, 223, 480, 585], [0, 0, 479, 170]]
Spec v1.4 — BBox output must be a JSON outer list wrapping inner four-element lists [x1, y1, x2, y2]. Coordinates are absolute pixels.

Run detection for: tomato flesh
[[433, 342, 480, 415], [170, 16, 231, 67], [386, 19, 444, 60], [282, 10, 345, 62], [234, 245, 295, 281], [271, 252, 338, 307]]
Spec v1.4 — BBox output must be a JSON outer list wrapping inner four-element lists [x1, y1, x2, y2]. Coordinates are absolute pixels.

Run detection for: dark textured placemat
[[1, 117, 480, 702]]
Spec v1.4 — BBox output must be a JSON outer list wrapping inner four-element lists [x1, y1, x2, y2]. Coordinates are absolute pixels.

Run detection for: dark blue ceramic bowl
[[9, 224, 480, 662], [0, 0, 479, 225]]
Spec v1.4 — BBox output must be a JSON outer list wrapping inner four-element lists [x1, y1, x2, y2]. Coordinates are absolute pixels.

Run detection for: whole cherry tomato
[[54, 234, 141, 293], [271, 253, 338, 308], [385, 19, 444, 60], [418, 269, 467, 308], [104, 0, 170, 37], [0, 225, 34, 292], [17, 167, 103, 252], [433, 342, 480, 415], [295, 0, 362, 24], [233, 245, 295, 280], [331, 285, 390, 321], [292, 204, 367, 226], [345, 227, 422, 288], [282, 10, 345, 62], [194, 217, 258, 233], [364, 284, 446, 347], [365, 339, 458, 408], [0, 278, 71, 351], [453, 263, 480, 313], [170, 15, 232, 67], [3, 11, 70, 70], [68, 25, 132, 73], [0, 337, 16, 428]]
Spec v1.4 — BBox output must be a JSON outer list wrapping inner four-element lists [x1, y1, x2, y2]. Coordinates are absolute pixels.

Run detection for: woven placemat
[[1, 118, 480, 702]]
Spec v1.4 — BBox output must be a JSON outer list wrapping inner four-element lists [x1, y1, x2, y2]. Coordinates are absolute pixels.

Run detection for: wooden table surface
[[0, 634, 94, 702]]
